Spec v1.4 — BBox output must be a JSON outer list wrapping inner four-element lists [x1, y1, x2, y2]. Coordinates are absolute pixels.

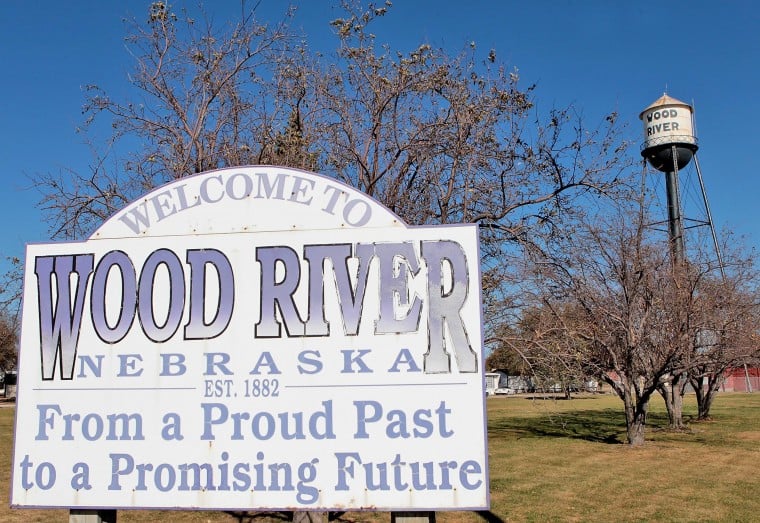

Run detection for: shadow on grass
[[223, 512, 290, 522], [489, 408, 671, 445], [475, 510, 507, 522], [221, 511, 504, 522], [222, 512, 357, 522]]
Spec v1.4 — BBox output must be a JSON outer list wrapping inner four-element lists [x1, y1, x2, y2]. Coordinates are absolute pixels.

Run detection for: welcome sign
[[11, 166, 489, 511]]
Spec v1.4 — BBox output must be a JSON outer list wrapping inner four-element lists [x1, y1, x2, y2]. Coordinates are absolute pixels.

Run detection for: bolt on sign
[[11, 166, 489, 512]]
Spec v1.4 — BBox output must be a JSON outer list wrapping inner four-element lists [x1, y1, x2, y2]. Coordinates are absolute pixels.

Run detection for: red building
[[721, 367, 760, 392]]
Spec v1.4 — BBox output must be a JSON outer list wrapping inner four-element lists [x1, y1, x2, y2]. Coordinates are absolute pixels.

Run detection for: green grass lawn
[[2, 392, 759, 522]]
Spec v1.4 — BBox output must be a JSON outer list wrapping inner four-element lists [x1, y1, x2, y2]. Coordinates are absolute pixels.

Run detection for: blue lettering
[[35, 255, 94, 380]]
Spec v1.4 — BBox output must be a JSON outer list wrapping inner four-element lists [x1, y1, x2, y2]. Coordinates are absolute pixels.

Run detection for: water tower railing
[[641, 134, 698, 152]]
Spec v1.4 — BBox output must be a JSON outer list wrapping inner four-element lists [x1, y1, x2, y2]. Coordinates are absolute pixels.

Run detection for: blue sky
[[1, 1, 759, 275]]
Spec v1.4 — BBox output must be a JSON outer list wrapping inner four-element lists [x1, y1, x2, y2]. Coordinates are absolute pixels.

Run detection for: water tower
[[639, 94, 723, 272], [639, 94, 698, 261]]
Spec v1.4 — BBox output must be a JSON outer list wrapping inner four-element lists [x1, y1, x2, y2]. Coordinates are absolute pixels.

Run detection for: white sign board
[[12, 167, 489, 512]]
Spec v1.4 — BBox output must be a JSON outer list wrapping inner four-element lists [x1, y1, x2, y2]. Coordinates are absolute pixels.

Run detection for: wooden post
[[69, 509, 117, 523], [391, 512, 435, 522]]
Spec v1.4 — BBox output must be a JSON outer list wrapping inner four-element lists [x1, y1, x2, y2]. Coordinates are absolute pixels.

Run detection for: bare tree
[[0, 309, 18, 372], [653, 261, 705, 430], [515, 178, 760, 443], [484, 324, 527, 373], [490, 304, 596, 398], [650, 229, 760, 427], [519, 192, 700, 445], [0, 257, 21, 371], [687, 246, 760, 419], [300, 1, 631, 329], [36, 1, 299, 240], [29, 1, 630, 342], [0, 257, 22, 311]]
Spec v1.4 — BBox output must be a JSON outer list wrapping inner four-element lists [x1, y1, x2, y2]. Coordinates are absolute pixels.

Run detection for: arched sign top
[[92, 166, 406, 240]]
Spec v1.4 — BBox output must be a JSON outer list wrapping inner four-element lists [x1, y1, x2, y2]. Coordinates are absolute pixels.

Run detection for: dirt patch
[[735, 431, 760, 441]]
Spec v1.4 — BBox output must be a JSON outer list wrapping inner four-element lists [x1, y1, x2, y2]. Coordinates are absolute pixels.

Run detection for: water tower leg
[[69, 509, 117, 523], [693, 154, 726, 278], [665, 147, 685, 263]]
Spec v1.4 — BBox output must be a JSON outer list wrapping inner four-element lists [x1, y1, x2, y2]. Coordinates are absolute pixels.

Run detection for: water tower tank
[[639, 94, 698, 172]]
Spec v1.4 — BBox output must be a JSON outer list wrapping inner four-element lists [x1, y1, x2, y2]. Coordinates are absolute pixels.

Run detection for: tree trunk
[[692, 375, 707, 418], [693, 373, 723, 420], [623, 393, 649, 446], [625, 404, 647, 446], [698, 390, 717, 420], [658, 373, 687, 429], [607, 376, 651, 446]]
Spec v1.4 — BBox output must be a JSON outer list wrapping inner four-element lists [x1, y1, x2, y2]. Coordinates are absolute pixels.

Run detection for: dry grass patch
[[734, 430, 760, 441]]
